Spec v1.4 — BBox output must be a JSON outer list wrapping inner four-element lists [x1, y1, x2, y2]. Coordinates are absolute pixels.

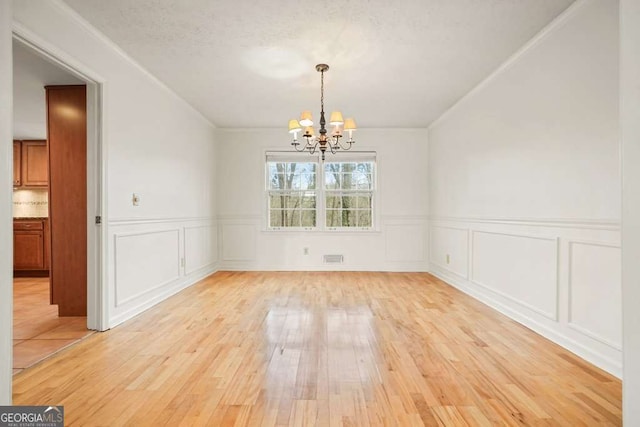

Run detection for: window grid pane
[[268, 159, 374, 230], [268, 160, 318, 228], [324, 189, 373, 228], [323, 160, 374, 229]]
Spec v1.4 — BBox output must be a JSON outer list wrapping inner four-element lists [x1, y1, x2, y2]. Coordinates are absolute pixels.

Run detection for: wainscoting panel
[[471, 231, 558, 320], [107, 217, 218, 328], [114, 229, 181, 307], [185, 225, 218, 275], [428, 217, 621, 377], [385, 223, 425, 262], [217, 215, 428, 271], [568, 241, 622, 350], [222, 223, 257, 261], [429, 225, 469, 278]]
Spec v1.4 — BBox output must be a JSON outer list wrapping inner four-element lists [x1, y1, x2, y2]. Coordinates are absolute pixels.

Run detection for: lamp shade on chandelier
[[288, 64, 356, 160]]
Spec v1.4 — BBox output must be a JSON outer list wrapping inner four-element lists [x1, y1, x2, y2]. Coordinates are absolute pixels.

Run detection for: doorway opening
[[11, 34, 106, 374]]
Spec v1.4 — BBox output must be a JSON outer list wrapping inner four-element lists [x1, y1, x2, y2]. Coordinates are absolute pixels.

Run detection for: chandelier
[[288, 64, 356, 160]]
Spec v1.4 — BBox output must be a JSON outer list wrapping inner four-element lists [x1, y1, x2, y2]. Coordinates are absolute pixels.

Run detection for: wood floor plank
[[12, 271, 622, 425]]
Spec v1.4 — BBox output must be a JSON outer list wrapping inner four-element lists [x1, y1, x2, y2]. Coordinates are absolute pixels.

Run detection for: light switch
[[132, 193, 140, 206]]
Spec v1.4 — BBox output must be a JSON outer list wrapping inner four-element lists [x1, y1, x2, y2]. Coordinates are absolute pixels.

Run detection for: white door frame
[[0, 0, 14, 406], [12, 24, 109, 331]]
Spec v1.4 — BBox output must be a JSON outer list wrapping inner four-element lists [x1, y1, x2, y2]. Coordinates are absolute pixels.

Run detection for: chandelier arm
[[331, 145, 338, 155], [291, 141, 307, 152], [336, 139, 355, 151], [308, 141, 319, 155]]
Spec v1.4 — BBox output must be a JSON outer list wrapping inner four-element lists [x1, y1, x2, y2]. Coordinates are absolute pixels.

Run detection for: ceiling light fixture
[[288, 64, 356, 160]]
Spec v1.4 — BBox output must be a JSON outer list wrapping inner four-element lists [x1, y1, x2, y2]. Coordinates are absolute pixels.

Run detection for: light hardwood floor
[[13, 272, 621, 426], [13, 277, 93, 374]]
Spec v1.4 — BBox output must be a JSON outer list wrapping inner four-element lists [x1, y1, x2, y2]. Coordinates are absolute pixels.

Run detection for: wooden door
[[13, 141, 21, 186], [21, 140, 48, 187], [46, 85, 87, 316]]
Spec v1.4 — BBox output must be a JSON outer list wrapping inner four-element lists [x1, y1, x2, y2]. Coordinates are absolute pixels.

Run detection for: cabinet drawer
[[14, 221, 44, 230]]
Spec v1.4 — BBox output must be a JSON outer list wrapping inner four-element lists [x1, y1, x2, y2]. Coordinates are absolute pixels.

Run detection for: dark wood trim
[[44, 85, 87, 90], [13, 270, 49, 278]]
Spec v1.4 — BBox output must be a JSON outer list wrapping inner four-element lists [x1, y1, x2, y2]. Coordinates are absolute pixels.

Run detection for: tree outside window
[[266, 155, 375, 230]]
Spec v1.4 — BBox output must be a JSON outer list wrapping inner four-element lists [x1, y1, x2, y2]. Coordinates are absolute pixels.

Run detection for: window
[[266, 153, 376, 231], [324, 161, 374, 229], [267, 159, 317, 229]]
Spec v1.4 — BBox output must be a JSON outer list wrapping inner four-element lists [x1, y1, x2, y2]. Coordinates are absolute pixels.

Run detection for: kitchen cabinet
[[21, 140, 48, 187], [13, 218, 50, 276], [13, 141, 21, 186], [13, 140, 48, 188]]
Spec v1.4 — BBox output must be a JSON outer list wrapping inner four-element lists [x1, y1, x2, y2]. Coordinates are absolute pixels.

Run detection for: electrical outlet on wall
[[132, 193, 140, 206], [446, 254, 450, 264], [303, 247, 309, 255]]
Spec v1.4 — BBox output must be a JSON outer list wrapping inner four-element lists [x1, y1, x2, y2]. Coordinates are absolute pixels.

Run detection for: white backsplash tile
[[13, 189, 48, 218]]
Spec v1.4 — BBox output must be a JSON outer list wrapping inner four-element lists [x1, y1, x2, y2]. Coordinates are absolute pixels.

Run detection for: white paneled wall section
[[428, 0, 621, 376], [216, 128, 429, 271], [108, 218, 217, 327], [429, 219, 620, 375]]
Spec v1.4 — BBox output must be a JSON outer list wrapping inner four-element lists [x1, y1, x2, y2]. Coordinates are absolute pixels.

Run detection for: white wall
[[13, 40, 82, 139], [428, 0, 621, 376], [0, 0, 14, 406], [216, 128, 428, 271], [12, 0, 219, 328], [621, 0, 640, 423]]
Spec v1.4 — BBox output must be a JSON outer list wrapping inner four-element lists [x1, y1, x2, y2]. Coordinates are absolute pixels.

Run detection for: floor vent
[[323, 254, 344, 264]]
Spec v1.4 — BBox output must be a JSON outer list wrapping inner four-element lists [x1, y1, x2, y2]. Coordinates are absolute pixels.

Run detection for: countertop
[[14, 217, 48, 220]]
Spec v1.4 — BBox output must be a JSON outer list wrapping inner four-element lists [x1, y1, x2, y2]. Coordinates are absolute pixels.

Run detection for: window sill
[[263, 227, 381, 234]]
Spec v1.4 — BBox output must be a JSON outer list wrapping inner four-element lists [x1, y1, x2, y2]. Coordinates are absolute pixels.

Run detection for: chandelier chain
[[320, 69, 324, 113]]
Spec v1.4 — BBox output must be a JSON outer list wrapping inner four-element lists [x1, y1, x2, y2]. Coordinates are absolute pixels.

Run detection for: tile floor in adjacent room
[[13, 277, 94, 374]]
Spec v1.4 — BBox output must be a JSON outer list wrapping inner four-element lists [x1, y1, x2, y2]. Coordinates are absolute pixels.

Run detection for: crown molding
[[23, 0, 217, 130], [427, 0, 589, 131]]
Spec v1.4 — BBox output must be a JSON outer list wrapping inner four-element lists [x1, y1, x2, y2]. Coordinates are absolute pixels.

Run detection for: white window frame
[[265, 153, 318, 231], [265, 151, 377, 232]]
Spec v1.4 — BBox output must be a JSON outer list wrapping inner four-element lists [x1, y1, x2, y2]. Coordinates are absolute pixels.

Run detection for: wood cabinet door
[[14, 230, 45, 270], [21, 140, 48, 187], [13, 141, 21, 186]]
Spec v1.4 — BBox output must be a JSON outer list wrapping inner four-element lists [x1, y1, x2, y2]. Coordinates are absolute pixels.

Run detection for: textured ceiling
[[62, 0, 574, 128]]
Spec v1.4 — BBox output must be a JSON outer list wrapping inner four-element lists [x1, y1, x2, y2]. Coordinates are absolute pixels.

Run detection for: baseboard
[[218, 262, 429, 272], [429, 264, 622, 378], [108, 263, 218, 328]]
